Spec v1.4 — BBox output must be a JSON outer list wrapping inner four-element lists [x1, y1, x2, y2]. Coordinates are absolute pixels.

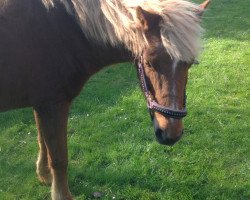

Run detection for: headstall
[[137, 56, 187, 120]]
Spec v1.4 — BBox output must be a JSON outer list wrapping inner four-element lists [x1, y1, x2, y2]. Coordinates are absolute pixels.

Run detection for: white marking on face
[[171, 60, 179, 110]]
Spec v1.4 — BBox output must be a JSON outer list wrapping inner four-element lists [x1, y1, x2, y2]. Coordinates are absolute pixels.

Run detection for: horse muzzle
[[153, 113, 184, 146], [155, 128, 183, 145]]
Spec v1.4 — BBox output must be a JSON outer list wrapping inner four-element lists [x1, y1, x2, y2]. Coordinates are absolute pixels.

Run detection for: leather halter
[[137, 56, 187, 120]]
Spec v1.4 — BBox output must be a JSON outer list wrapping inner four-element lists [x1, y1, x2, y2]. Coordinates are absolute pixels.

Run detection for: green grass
[[0, 0, 249, 199]]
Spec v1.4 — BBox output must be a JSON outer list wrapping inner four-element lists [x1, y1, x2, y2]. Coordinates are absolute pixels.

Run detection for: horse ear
[[136, 6, 161, 31], [197, 0, 211, 16]]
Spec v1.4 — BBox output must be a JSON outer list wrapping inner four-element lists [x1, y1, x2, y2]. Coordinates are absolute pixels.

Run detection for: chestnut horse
[[0, 0, 210, 199]]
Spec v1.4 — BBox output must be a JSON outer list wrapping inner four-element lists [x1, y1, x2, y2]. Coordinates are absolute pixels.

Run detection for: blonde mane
[[42, 0, 203, 62]]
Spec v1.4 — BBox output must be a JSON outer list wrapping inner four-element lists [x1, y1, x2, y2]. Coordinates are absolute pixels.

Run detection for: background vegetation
[[0, 0, 249, 199]]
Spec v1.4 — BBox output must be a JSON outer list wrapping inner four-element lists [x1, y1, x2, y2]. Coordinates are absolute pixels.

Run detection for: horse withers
[[0, 0, 210, 199]]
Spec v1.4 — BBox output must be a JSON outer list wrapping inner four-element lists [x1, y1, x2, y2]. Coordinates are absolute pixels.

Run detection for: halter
[[137, 56, 187, 120]]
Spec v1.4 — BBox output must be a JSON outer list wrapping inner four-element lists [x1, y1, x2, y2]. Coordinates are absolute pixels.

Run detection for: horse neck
[[89, 43, 133, 69]]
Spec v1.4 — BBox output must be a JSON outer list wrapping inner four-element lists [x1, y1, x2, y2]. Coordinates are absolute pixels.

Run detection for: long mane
[[42, 0, 203, 62]]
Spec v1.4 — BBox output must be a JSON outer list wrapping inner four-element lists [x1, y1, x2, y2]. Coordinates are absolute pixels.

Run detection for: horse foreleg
[[34, 110, 52, 185], [34, 101, 73, 200]]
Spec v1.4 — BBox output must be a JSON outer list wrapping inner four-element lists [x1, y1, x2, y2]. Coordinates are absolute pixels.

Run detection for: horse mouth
[[155, 128, 182, 146]]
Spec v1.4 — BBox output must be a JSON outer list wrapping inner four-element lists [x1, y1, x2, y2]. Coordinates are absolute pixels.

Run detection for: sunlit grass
[[0, 0, 249, 199]]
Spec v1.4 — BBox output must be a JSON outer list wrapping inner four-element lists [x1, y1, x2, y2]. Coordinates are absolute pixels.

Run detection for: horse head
[[135, 0, 210, 145]]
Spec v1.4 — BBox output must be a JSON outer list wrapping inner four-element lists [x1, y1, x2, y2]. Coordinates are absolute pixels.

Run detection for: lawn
[[0, 0, 249, 199]]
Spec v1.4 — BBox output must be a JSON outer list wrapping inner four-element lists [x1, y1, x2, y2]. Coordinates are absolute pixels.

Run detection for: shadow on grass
[[70, 63, 139, 115]]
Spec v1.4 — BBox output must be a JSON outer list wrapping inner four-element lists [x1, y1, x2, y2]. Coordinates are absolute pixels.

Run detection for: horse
[[0, 0, 210, 199]]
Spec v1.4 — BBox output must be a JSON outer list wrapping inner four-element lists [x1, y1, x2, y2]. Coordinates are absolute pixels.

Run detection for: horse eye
[[145, 61, 152, 67]]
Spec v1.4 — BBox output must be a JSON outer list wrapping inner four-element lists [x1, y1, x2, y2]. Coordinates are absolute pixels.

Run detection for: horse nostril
[[155, 128, 164, 143]]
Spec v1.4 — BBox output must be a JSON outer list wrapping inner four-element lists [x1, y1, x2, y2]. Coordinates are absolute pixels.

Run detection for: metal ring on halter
[[137, 55, 187, 120]]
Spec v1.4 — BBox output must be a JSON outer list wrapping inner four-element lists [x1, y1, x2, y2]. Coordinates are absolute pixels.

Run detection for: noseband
[[137, 56, 187, 120]]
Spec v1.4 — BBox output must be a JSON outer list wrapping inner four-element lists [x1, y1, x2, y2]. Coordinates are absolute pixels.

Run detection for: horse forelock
[[42, 0, 203, 62]]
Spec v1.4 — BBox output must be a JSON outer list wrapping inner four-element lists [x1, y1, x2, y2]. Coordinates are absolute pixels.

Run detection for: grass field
[[0, 0, 249, 199]]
